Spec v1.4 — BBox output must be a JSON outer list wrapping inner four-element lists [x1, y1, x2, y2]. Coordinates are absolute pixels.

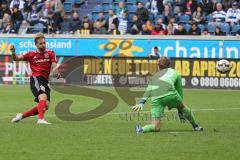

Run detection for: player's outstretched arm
[[10, 44, 24, 61]]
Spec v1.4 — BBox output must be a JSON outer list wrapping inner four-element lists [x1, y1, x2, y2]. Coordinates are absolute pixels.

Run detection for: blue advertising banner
[[0, 37, 76, 56], [1, 37, 239, 58]]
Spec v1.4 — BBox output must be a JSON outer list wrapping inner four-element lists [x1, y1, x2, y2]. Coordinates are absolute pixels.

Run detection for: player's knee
[[38, 93, 47, 101], [180, 103, 186, 110]]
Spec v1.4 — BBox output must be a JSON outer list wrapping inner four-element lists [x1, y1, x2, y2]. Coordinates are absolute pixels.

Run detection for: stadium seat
[[102, 0, 112, 10], [218, 23, 230, 35], [137, 0, 148, 4], [92, 5, 104, 13], [87, 14, 93, 21], [91, 13, 99, 21], [178, 14, 190, 24], [114, 0, 125, 2], [127, 5, 137, 13], [128, 13, 135, 21], [65, 0, 75, 2], [114, 0, 124, 5], [148, 13, 154, 22], [30, 23, 46, 33], [155, 14, 163, 20], [103, 5, 114, 12], [30, 29, 41, 34], [75, 0, 84, 4], [102, 0, 112, 4], [230, 24, 240, 35], [126, 0, 137, 5], [63, 2, 73, 13], [104, 12, 109, 19]]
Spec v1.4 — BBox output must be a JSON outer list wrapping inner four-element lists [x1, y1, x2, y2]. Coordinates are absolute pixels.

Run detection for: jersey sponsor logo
[[33, 58, 50, 64]]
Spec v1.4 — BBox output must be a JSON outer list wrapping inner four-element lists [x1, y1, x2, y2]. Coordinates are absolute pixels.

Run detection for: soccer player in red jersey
[[10, 33, 60, 124]]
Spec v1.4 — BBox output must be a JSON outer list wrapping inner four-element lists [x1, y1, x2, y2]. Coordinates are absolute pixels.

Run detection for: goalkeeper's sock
[[22, 106, 38, 118], [142, 124, 155, 133], [182, 106, 198, 127], [38, 100, 48, 119]]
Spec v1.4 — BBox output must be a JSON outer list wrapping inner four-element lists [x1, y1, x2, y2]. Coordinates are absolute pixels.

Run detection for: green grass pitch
[[0, 85, 240, 160]]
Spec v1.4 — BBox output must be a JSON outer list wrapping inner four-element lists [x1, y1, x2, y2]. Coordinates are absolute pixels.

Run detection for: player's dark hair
[[158, 56, 171, 69], [34, 32, 45, 44]]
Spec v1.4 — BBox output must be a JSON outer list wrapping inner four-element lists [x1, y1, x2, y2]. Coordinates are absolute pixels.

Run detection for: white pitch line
[[1, 107, 240, 119]]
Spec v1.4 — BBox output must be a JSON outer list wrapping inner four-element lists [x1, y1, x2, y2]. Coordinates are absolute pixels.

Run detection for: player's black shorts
[[30, 76, 50, 103]]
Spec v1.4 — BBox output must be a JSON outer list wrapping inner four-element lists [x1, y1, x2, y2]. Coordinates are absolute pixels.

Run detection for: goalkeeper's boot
[[11, 113, 23, 123], [37, 119, 51, 125], [135, 123, 143, 133], [193, 124, 203, 131]]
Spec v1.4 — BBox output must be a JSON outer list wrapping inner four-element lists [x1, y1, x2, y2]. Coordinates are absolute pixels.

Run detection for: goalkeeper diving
[[132, 57, 203, 133]]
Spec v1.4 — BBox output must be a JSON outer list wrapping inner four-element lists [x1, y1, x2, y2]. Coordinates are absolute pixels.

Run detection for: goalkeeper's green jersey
[[142, 68, 183, 101]]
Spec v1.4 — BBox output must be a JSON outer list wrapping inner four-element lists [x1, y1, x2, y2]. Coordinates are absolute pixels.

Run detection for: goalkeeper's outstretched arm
[[132, 80, 152, 111]]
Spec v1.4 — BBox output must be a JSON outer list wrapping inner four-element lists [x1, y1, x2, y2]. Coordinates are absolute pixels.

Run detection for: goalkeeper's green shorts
[[151, 93, 183, 118]]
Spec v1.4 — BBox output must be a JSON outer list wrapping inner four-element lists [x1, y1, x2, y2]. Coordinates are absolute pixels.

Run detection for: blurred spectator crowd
[[0, 0, 240, 36]]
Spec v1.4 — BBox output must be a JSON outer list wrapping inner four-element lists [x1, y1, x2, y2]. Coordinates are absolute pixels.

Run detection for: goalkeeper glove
[[132, 104, 144, 111], [132, 99, 146, 111]]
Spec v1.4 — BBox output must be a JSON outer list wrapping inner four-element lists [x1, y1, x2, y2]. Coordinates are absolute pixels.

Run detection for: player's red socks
[[22, 100, 48, 119], [38, 100, 48, 119], [22, 106, 38, 118]]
